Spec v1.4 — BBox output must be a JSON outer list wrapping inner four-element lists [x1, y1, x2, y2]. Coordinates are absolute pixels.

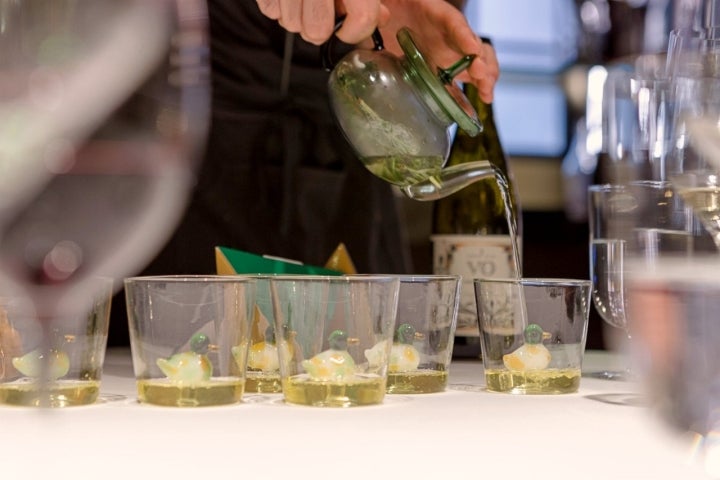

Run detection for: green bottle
[[431, 83, 522, 358]]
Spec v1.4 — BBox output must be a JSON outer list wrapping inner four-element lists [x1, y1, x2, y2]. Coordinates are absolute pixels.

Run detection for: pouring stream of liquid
[[402, 159, 528, 333]]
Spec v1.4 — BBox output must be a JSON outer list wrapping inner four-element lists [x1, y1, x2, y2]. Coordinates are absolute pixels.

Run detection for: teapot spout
[[400, 160, 496, 201]]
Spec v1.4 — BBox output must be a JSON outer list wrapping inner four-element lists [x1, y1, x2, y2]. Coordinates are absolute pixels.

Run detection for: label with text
[[431, 234, 518, 335]]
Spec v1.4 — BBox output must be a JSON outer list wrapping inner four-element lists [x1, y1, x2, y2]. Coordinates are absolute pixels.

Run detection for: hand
[[256, 0, 390, 45], [378, 0, 499, 103]]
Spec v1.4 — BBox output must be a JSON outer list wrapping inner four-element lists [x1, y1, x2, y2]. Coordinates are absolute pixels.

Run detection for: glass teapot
[[323, 24, 496, 201]]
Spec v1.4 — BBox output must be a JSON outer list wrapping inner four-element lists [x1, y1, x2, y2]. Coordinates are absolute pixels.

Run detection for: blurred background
[[398, 0, 703, 350]]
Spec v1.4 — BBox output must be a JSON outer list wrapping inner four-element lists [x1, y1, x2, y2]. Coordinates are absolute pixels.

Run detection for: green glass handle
[[437, 54, 476, 84], [436, 36, 492, 83]]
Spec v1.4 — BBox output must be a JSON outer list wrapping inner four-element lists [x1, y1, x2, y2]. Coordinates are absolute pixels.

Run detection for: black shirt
[[108, 1, 411, 345]]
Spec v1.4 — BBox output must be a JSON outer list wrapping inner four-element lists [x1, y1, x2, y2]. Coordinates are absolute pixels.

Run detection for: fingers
[[256, 0, 280, 19], [255, 0, 383, 46], [334, 1, 385, 45], [300, 0, 335, 45], [430, 8, 499, 103], [468, 41, 500, 103]]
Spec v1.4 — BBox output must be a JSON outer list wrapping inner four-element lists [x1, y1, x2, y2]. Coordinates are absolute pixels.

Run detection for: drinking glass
[[474, 277, 591, 395], [588, 181, 698, 380], [601, 54, 672, 184], [244, 274, 283, 394], [0, 277, 113, 406], [626, 106, 720, 478], [386, 275, 461, 394], [665, 29, 720, 175], [0, 0, 209, 406], [664, 29, 720, 250], [623, 34, 720, 472], [269, 275, 400, 407], [125, 276, 255, 407], [626, 256, 720, 439]]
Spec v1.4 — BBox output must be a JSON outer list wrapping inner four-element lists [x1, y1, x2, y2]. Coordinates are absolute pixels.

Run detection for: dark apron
[[109, 1, 411, 345]]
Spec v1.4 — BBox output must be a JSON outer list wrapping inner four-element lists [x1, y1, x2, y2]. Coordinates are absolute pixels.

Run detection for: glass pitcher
[[323, 25, 496, 201]]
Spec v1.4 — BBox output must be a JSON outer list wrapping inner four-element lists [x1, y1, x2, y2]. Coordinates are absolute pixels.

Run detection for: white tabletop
[[0, 348, 709, 480]]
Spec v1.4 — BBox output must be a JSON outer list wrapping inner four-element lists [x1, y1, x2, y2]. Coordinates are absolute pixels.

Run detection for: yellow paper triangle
[[251, 304, 270, 343], [215, 247, 237, 274], [324, 243, 358, 274]]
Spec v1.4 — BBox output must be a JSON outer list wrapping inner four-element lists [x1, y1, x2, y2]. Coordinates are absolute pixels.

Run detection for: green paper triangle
[[215, 246, 343, 276]]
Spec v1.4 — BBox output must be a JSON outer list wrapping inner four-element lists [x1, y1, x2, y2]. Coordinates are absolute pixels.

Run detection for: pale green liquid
[[137, 378, 244, 407], [282, 374, 385, 407], [245, 371, 282, 393], [494, 168, 522, 276], [386, 369, 448, 394], [485, 368, 581, 394], [361, 155, 444, 187], [677, 186, 720, 246], [0, 380, 100, 407]]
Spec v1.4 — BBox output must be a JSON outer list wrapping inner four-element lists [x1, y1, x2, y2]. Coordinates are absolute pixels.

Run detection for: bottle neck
[[465, 84, 493, 134]]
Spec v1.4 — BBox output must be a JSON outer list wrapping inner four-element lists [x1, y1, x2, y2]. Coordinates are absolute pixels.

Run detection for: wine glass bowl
[[671, 170, 720, 250], [0, 0, 209, 406]]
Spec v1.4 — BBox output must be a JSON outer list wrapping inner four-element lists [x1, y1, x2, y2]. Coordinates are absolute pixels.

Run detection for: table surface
[[0, 348, 709, 480]]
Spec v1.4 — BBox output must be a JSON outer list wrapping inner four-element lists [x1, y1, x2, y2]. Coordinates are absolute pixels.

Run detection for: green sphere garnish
[[328, 330, 348, 350], [395, 323, 416, 344], [523, 324, 544, 345], [190, 333, 210, 354]]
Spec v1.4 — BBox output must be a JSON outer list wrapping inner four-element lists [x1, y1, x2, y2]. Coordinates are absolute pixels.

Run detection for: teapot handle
[[321, 16, 384, 71]]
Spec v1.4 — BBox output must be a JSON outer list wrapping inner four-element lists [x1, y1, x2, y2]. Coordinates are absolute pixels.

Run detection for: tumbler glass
[[475, 277, 591, 394]]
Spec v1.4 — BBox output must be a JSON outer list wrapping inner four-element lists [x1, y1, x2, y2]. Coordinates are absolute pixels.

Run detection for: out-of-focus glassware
[[0, 277, 113, 406], [626, 256, 720, 477], [664, 28, 720, 175], [664, 28, 720, 248], [601, 54, 672, 184], [0, 0, 209, 406], [671, 168, 720, 249], [623, 37, 720, 473], [588, 181, 699, 381]]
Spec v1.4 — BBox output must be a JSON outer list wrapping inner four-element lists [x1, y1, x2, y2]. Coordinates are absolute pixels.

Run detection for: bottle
[[431, 83, 522, 359]]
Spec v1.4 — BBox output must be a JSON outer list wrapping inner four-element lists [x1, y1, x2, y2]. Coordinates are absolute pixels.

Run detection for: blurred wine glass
[[591, 54, 675, 381], [589, 181, 698, 382], [601, 54, 671, 184], [664, 27, 720, 248], [671, 169, 720, 249], [624, 110, 720, 477], [0, 0, 209, 404]]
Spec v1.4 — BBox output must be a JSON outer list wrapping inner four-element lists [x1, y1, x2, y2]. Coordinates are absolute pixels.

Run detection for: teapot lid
[[397, 27, 482, 136]]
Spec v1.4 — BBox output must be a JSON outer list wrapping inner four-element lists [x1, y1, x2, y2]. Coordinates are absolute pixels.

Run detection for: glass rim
[[267, 274, 399, 283], [124, 274, 256, 283], [588, 180, 672, 192], [473, 277, 591, 288], [353, 273, 461, 283]]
